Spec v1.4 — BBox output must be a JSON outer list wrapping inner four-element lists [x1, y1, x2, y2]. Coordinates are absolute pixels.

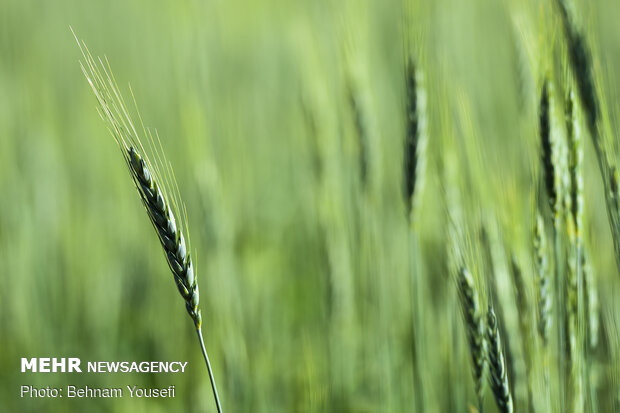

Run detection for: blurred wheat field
[[2, 0, 620, 412]]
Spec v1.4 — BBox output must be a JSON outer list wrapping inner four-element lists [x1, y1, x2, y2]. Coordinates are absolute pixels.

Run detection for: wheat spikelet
[[533, 213, 552, 346], [539, 80, 555, 210], [486, 305, 514, 413], [582, 249, 599, 349], [457, 267, 486, 409], [403, 57, 427, 220]]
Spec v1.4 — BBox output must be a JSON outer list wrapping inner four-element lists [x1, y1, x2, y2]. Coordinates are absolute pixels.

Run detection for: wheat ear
[[533, 213, 552, 346], [74, 32, 222, 413], [457, 267, 486, 411], [486, 305, 514, 413], [565, 87, 587, 413], [540, 80, 556, 210], [403, 57, 427, 221], [539, 78, 569, 408], [533, 211, 552, 412], [555, 0, 598, 138], [403, 55, 428, 411], [555, 0, 620, 276]]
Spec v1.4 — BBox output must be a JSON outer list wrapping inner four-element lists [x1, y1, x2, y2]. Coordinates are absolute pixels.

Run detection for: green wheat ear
[[73, 30, 222, 413], [486, 305, 514, 413], [126, 146, 201, 327], [533, 213, 551, 346], [457, 266, 486, 411]]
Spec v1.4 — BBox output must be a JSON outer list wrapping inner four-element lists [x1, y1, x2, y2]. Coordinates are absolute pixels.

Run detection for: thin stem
[[543, 352, 551, 413], [196, 328, 222, 413], [408, 230, 424, 412], [576, 242, 585, 413]]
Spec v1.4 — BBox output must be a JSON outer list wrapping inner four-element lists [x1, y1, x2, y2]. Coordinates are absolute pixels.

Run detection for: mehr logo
[[21, 358, 82, 373]]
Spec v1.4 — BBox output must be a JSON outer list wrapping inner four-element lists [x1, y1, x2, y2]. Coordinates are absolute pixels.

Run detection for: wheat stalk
[[74, 32, 222, 413]]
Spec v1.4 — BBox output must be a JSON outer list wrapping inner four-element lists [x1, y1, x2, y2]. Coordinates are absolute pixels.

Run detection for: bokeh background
[[2, 0, 620, 411]]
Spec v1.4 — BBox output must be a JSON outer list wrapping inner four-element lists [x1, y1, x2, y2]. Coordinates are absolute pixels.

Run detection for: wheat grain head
[[457, 266, 486, 409], [486, 305, 514, 413], [74, 31, 222, 412]]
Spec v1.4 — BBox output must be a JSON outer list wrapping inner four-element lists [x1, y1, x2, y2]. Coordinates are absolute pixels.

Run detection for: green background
[[1, 0, 620, 411]]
